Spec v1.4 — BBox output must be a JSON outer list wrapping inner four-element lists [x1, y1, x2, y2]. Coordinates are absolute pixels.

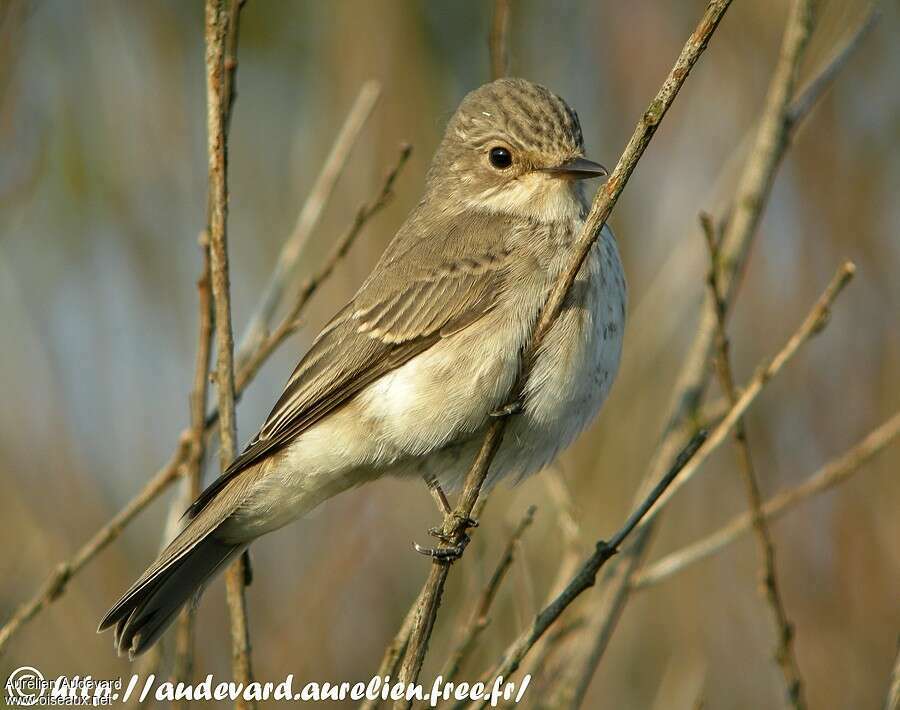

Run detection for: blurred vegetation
[[0, 1, 897, 708]]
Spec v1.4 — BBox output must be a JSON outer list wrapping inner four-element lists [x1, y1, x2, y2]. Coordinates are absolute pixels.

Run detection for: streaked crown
[[426, 78, 590, 211], [450, 78, 584, 157]]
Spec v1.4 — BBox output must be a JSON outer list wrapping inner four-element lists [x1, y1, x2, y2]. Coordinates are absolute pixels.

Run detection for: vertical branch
[[171, 230, 214, 705], [489, 0, 511, 80], [701, 214, 807, 709], [204, 1, 254, 707]]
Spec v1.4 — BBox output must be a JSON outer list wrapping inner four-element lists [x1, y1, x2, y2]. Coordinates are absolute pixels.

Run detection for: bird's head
[[426, 78, 607, 222]]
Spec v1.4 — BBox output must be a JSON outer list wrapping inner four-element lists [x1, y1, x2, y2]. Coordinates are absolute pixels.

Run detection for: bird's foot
[[414, 515, 479, 562], [490, 400, 522, 418]]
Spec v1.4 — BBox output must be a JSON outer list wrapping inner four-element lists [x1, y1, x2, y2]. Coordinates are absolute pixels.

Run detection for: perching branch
[[631, 410, 900, 590], [701, 212, 807, 709], [392, 1, 735, 703], [204, 0, 255, 705], [546, 2, 823, 703]]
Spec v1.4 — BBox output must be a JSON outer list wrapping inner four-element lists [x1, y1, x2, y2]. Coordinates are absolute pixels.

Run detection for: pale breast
[[506, 223, 627, 478]]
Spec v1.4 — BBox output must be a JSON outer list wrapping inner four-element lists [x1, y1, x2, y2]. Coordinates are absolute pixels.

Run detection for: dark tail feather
[[99, 534, 242, 659]]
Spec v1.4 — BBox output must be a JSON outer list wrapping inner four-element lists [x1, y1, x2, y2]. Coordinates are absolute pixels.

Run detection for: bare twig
[[462, 433, 708, 710], [702, 213, 806, 708], [170, 8, 247, 695], [238, 80, 381, 361], [639, 262, 855, 526], [0, 435, 190, 652], [358, 589, 424, 710], [233, 143, 412, 393], [171, 230, 215, 699], [632, 410, 900, 590], [786, 4, 880, 131], [392, 5, 734, 703], [489, 0, 511, 80], [440, 506, 536, 683], [509, 470, 584, 687], [204, 1, 255, 704], [546, 2, 821, 703]]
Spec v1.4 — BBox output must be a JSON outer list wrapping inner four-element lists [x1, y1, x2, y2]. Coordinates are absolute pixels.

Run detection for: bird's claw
[[415, 514, 478, 561], [490, 400, 522, 418], [414, 534, 469, 562]]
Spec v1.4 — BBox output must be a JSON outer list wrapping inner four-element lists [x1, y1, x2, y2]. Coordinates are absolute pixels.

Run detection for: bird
[[99, 77, 627, 658]]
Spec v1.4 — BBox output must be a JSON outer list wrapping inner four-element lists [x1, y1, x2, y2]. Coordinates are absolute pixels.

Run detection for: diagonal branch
[[631, 410, 900, 590], [701, 212, 807, 709], [470, 262, 854, 707], [462, 433, 707, 710], [238, 80, 381, 361], [543, 1, 827, 702], [439, 505, 537, 684], [392, 2, 735, 703]]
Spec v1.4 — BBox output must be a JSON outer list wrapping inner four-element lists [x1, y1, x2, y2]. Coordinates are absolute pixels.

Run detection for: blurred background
[[1, 1, 898, 708]]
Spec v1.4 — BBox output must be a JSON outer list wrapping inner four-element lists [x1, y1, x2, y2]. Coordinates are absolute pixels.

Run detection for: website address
[[5, 667, 531, 707]]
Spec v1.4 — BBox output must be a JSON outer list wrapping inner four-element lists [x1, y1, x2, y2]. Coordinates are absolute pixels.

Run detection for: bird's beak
[[542, 157, 609, 180]]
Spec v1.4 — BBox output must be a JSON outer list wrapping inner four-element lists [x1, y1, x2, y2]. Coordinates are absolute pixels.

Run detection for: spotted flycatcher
[[100, 77, 627, 657]]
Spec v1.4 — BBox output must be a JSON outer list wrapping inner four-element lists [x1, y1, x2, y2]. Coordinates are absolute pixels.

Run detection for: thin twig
[[786, 4, 880, 131], [702, 212, 807, 708], [358, 590, 424, 710], [0, 435, 190, 652], [392, 5, 734, 703], [632, 410, 900, 590], [639, 262, 855, 527], [205, 1, 254, 704], [461, 434, 708, 710], [473, 262, 854, 707], [238, 80, 381, 361], [233, 143, 412, 393], [509, 470, 584, 687], [170, 5, 246, 691], [439, 506, 537, 683], [171, 230, 214, 701], [545, 2, 822, 702], [489, 0, 511, 80]]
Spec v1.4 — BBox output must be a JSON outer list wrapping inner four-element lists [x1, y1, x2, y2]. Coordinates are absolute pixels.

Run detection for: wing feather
[[187, 210, 512, 518]]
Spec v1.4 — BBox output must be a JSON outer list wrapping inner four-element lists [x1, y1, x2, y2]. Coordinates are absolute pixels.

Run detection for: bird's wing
[[187, 210, 513, 518]]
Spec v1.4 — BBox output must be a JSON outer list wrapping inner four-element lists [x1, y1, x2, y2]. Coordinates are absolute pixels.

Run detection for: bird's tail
[[98, 478, 249, 658]]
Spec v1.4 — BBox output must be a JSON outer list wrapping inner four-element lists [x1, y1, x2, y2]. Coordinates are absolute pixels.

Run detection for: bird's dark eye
[[488, 146, 513, 169]]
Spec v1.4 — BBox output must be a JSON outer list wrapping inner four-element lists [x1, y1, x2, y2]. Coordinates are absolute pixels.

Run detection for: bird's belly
[[424, 227, 627, 490]]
